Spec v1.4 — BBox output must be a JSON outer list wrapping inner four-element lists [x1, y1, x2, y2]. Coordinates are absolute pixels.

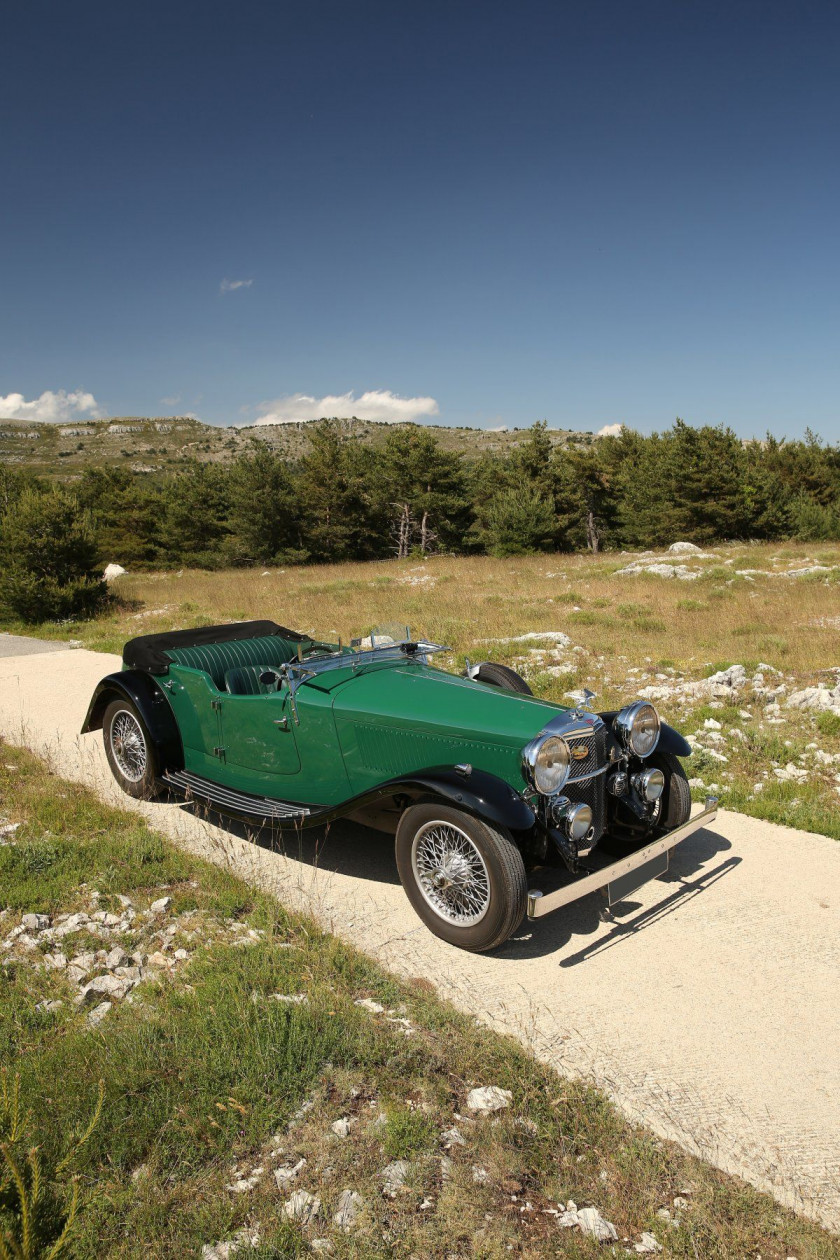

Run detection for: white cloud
[[0, 389, 102, 424], [596, 422, 624, 438], [251, 389, 440, 426], [220, 278, 253, 293]]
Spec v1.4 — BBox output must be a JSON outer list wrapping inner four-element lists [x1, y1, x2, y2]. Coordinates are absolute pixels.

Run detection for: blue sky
[[2, 1, 838, 438]]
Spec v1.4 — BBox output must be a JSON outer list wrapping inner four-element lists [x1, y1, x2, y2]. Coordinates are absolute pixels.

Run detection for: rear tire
[[395, 803, 527, 952], [102, 698, 160, 800], [470, 662, 533, 695], [600, 750, 691, 856]]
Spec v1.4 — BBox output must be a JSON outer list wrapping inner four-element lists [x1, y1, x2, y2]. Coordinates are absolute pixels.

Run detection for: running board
[[161, 770, 312, 821]]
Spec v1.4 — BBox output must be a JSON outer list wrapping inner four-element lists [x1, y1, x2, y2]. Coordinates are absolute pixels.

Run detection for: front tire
[[600, 750, 691, 856], [102, 698, 159, 799], [395, 803, 527, 952]]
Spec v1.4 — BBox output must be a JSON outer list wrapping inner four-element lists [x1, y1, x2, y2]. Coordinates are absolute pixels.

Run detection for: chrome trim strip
[[526, 797, 718, 919], [162, 769, 311, 819]]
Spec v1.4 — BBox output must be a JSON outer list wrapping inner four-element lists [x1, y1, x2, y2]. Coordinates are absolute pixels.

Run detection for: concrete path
[[0, 633, 73, 657], [1, 647, 838, 1230]]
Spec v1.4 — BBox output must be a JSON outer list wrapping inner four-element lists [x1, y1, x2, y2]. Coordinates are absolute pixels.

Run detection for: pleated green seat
[[224, 665, 280, 695], [165, 635, 299, 688]]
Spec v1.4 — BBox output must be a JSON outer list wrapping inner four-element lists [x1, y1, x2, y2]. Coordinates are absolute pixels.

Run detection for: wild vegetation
[[1, 420, 839, 596], [10, 540, 840, 844], [2, 744, 838, 1258]]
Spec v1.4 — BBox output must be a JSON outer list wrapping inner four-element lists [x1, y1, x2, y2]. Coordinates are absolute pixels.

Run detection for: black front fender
[[598, 710, 692, 759], [377, 765, 536, 834], [81, 671, 184, 772]]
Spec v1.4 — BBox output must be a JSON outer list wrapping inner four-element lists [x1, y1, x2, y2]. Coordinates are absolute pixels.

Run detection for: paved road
[[1, 647, 838, 1230], [0, 633, 73, 657]]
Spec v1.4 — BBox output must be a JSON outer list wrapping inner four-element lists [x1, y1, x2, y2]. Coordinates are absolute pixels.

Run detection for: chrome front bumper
[[526, 796, 719, 920]]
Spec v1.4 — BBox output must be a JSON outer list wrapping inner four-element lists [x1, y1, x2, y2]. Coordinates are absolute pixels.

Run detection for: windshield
[[289, 625, 448, 678]]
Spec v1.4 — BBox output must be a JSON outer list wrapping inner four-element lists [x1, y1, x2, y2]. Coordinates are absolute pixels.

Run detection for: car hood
[[326, 662, 566, 748]]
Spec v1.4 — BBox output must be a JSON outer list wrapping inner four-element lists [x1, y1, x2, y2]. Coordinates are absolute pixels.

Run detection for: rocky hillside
[[0, 414, 592, 481]]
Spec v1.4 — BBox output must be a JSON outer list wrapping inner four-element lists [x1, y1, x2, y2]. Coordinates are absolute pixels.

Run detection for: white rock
[[22, 913, 50, 932], [667, 541, 703, 554], [105, 946, 128, 969], [442, 1126, 466, 1148], [201, 1228, 261, 1259], [703, 718, 722, 730], [86, 1001, 112, 1026], [787, 685, 840, 713], [52, 912, 90, 939], [381, 1160, 410, 1196], [472, 1165, 488, 1184], [333, 1188, 363, 1231], [274, 1157, 306, 1190], [150, 896, 172, 914], [103, 563, 127, 581], [44, 952, 67, 971], [283, 1189, 321, 1224], [557, 1209, 580, 1227], [466, 1086, 513, 1113], [272, 992, 308, 1004], [330, 1117, 351, 1138], [35, 998, 63, 1013], [635, 1232, 663, 1253], [707, 664, 746, 689], [78, 974, 131, 1004], [310, 1242, 334, 1256], [576, 1206, 618, 1242], [673, 1195, 689, 1209], [174, 948, 189, 961], [353, 997, 385, 1014]]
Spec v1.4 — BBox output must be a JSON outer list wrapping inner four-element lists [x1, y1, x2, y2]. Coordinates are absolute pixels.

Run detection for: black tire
[[102, 698, 160, 800], [600, 749, 691, 856], [395, 803, 527, 952], [470, 662, 533, 696]]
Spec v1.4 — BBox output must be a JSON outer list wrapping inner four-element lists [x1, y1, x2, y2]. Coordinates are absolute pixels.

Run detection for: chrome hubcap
[[411, 822, 491, 927], [111, 711, 147, 782]]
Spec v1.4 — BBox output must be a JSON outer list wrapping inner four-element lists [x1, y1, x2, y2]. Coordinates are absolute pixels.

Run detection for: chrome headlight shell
[[614, 701, 660, 758], [522, 734, 571, 795]]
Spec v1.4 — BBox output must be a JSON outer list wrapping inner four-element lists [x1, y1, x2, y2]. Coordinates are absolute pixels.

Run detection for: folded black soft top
[[123, 620, 307, 675]]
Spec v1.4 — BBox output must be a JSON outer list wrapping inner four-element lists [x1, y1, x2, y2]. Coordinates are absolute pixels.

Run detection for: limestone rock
[[576, 1206, 618, 1242], [103, 564, 127, 581], [22, 913, 50, 932], [381, 1160, 410, 1196], [283, 1188, 321, 1223], [150, 896, 172, 914], [333, 1188, 363, 1231], [466, 1085, 513, 1113]]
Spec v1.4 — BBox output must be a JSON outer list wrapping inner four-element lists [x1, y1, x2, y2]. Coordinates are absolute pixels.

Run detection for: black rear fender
[[81, 671, 184, 772]]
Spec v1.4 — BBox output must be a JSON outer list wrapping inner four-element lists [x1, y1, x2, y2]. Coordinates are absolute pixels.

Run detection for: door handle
[[273, 717, 289, 730]]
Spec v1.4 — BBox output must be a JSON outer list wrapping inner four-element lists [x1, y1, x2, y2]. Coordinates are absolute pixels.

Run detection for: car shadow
[[494, 823, 737, 963], [175, 802, 736, 965], [177, 802, 402, 886]]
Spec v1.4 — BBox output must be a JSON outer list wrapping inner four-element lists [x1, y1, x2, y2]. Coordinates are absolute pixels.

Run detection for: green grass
[[1, 745, 839, 1257]]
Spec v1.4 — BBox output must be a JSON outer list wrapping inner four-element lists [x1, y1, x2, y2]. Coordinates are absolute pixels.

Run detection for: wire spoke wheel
[[411, 821, 491, 926], [110, 710, 148, 783]]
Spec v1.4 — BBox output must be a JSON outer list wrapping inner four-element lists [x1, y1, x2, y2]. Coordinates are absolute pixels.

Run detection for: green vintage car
[[82, 620, 717, 952]]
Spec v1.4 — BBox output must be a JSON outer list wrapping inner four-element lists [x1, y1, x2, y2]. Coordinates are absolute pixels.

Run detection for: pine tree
[[0, 487, 107, 623], [378, 427, 472, 556], [227, 444, 302, 563]]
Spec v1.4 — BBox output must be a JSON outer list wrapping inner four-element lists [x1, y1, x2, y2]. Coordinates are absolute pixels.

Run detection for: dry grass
[[2, 743, 839, 1258], [24, 539, 840, 839]]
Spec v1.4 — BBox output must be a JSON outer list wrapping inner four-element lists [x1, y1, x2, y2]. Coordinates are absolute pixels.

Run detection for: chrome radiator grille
[[565, 725, 608, 844]]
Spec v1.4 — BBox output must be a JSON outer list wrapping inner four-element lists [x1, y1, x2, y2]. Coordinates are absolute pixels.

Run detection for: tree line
[[1, 418, 839, 621]]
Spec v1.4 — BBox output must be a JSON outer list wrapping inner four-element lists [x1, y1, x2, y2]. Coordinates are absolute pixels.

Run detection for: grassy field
[[2, 743, 839, 1258], [16, 539, 840, 842]]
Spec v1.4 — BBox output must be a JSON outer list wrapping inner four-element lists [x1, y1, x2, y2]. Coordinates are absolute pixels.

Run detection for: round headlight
[[615, 701, 660, 758], [523, 735, 571, 795]]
